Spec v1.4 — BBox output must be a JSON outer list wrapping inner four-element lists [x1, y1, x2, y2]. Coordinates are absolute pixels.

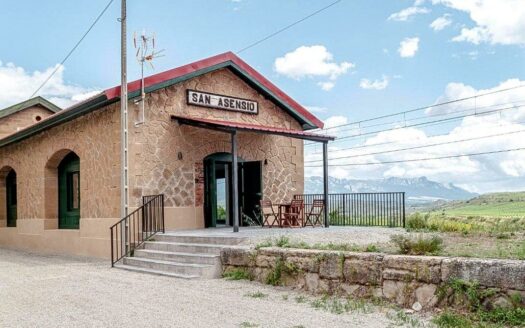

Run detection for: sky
[[1, 0, 525, 193]]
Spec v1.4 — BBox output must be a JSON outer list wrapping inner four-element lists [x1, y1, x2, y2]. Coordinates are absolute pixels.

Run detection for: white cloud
[[427, 78, 525, 116], [388, 6, 431, 21], [305, 79, 525, 193], [430, 14, 452, 31], [0, 61, 98, 110], [360, 76, 389, 90], [274, 45, 354, 91], [398, 37, 420, 58], [432, 0, 525, 45], [317, 81, 335, 91]]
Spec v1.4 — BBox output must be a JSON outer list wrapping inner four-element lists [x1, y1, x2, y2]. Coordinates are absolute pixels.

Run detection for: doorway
[[58, 152, 80, 229], [203, 153, 262, 228], [6, 170, 17, 228]]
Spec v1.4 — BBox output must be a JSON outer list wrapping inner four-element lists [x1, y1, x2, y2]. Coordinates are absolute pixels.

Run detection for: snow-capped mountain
[[304, 176, 477, 204]]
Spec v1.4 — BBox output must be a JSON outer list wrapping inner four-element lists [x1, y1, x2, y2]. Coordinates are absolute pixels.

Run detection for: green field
[[436, 192, 525, 218]]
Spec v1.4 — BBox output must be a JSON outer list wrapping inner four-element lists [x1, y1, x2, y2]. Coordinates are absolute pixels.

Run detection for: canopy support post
[[323, 141, 329, 228], [231, 131, 239, 232]]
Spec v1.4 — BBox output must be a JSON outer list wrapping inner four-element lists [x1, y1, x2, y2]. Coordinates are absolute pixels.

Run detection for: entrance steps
[[114, 233, 247, 279]]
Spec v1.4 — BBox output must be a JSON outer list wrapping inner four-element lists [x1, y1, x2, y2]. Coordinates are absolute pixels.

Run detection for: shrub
[[390, 234, 443, 255], [427, 217, 474, 234], [223, 268, 252, 280], [406, 212, 428, 230]]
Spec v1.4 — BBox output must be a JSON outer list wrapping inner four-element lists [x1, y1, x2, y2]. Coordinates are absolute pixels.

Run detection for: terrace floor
[[166, 226, 408, 247]]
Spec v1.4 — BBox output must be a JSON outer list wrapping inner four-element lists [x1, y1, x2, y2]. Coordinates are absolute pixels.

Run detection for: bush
[[223, 268, 252, 280], [390, 234, 443, 255], [427, 217, 474, 234], [406, 213, 428, 230]]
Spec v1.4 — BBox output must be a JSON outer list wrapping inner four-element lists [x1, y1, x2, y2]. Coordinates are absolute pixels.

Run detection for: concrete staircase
[[114, 233, 247, 279]]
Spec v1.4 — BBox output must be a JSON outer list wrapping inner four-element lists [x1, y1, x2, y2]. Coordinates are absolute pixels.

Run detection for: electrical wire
[[304, 147, 525, 167], [306, 103, 525, 146], [313, 99, 525, 137], [30, 0, 115, 98], [305, 128, 525, 163], [236, 0, 342, 54], [313, 83, 525, 133]]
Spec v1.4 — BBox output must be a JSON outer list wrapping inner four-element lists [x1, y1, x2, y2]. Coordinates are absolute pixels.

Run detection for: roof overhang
[[171, 115, 335, 142], [0, 52, 325, 149]]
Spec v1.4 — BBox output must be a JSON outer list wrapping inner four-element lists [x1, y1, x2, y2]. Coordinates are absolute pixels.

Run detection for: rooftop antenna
[[133, 29, 165, 126]]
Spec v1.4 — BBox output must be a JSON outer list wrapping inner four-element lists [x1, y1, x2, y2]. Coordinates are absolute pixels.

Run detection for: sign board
[[187, 90, 258, 115]]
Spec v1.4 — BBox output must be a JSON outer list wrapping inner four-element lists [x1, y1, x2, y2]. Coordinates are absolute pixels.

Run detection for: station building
[[0, 52, 332, 258]]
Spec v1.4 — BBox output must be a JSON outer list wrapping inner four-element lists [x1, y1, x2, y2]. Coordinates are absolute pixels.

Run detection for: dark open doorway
[[204, 152, 262, 228]]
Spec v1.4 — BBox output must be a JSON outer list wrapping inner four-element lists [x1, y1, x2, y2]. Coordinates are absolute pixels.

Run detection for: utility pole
[[120, 0, 129, 251]]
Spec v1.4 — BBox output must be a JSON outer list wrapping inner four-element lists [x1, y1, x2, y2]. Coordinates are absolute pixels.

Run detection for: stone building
[[0, 52, 331, 258]]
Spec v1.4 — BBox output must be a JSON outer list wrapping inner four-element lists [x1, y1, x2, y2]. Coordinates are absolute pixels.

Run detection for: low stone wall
[[221, 247, 525, 311]]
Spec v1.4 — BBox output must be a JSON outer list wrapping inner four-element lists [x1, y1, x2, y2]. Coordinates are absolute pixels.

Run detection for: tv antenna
[[133, 29, 165, 126]]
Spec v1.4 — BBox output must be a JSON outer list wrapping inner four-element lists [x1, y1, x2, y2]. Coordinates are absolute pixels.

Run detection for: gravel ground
[[166, 226, 407, 246], [0, 248, 428, 328]]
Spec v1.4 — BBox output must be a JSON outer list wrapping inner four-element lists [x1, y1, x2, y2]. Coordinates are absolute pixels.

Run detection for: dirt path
[[0, 248, 431, 328]]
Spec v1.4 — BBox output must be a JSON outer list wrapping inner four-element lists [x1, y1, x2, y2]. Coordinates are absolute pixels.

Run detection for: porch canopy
[[171, 115, 335, 232]]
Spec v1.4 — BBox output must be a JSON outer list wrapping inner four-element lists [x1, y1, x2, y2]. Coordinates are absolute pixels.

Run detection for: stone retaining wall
[[221, 247, 525, 311]]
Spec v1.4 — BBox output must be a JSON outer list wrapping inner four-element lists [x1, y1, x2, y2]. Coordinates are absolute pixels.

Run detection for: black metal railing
[[295, 192, 405, 227], [110, 194, 165, 266]]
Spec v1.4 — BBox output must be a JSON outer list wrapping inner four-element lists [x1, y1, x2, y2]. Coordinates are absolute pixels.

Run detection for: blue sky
[[1, 0, 525, 193]]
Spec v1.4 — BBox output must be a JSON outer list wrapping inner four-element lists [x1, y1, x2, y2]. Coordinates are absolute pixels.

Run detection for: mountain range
[[304, 176, 478, 204]]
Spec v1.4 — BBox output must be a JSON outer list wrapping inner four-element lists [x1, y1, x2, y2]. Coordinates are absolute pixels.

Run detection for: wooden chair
[[304, 200, 325, 227], [280, 199, 304, 227], [260, 200, 279, 228]]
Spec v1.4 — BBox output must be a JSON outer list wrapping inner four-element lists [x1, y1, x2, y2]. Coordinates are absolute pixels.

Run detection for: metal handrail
[[110, 194, 165, 266]]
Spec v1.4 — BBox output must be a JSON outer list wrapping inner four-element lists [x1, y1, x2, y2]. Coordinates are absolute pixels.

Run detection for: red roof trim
[[104, 52, 324, 129], [172, 115, 334, 141]]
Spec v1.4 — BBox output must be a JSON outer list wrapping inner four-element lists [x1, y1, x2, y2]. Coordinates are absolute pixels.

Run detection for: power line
[[305, 128, 525, 163], [314, 99, 525, 137], [315, 83, 525, 133], [306, 103, 525, 146], [309, 102, 525, 154], [305, 147, 525, 167], [236, 0, 342, 54], [30, 0, 115, 98]]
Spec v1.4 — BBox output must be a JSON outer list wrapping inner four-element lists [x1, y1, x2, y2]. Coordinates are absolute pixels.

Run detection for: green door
[[6, 170, 17, 227], [58, 153, 80, 229]]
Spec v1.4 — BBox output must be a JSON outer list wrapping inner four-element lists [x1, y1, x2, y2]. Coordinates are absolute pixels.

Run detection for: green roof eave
[[0, 96, 61, 120]]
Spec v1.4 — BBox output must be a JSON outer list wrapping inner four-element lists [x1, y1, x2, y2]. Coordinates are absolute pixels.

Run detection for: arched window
[[58, 152, 80, 229], [1, 169, 17, 227]]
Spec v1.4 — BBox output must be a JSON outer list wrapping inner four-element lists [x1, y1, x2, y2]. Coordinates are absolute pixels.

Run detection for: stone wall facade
[[0, 104, 121, 257], [221, 247, 525, 311], [0, 106, 55, 139], [0, 66, 308, 257], [128, 68, 305, 229]]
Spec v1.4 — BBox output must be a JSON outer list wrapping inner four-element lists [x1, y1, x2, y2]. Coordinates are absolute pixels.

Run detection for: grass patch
[[244, 291, 268, 299], [432, 311, 473, 327], [407, 211, 525, 234], [223, 268, 252, 281], [294, 295, 308, 304], [239, 321, 259, 328], [434, 279, 525, 327], [433, 308, 525, 328], [258, 235, 380, 253], [387, 310, 423, 327], [309, 295, 374, 315], [390, 234, 443, 255], [265, 257, 284, 286]]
